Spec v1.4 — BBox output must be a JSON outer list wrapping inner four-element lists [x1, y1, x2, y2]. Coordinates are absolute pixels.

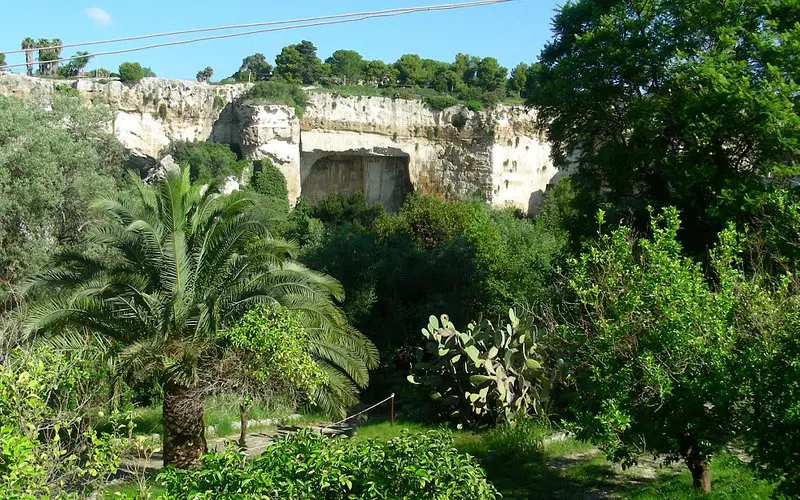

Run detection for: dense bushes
[[424, 94, 460, 110], [0, 95, 126, 305], [0, 348, 126, 497], [118, 62, 154, 83], [244, 81, 308, 116], [302, 193, 566, 357], [186, 141, 249, 185], [164, 140, 249, 185], [250, 159, 288, 200], [160, 430, 498, 499]]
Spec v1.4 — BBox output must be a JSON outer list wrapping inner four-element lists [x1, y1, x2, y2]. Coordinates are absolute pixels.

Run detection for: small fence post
[[390, 393, 395, 426]]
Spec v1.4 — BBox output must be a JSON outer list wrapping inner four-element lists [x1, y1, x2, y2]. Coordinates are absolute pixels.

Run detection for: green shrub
[[310, 191, 386, 228], [185, 141, 248, 185], [159, 430, 498, 499], [302, 195, 566, 357], [466, 100, 483, 112], [250, 159, 288, 200], [54, 83, 78, 97], [0, 348, 127, 497], [118, 62, 153, 83], [244, 81, 308, 116], [424, 95, 459, 110]]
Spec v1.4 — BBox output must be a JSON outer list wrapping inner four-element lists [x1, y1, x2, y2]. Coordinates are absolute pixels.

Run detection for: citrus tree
[[556, 208, 746, 493]]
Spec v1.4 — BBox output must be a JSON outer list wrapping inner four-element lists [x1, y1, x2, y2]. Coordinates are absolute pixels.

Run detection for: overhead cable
[[0, 0, 513, 70]]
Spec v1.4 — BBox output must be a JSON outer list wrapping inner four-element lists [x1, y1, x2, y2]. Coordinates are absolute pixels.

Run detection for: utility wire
[[3, 1, 509, 55], [0, 0, 513, 71]]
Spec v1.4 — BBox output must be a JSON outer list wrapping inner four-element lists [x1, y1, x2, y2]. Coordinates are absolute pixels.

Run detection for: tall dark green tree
[[476, 57, 507, 92], [275, 41, 325, 84], [529, 0, 800, 252], [325, 49, 365, 85], [394, 54, 426, 86], [234, 53, 272, 82], [508, 62, 528, 97], [24, 170, 377, 468]]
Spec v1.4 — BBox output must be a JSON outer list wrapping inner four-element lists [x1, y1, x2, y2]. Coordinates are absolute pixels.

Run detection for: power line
[[0, 0, 513, 71], [3, 1, 505, 55]]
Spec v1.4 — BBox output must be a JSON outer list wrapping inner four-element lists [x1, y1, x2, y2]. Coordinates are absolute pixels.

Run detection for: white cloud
[[85, 7, 112, 27]]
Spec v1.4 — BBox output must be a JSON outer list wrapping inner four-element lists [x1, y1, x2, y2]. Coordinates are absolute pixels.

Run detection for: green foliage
[[424, 94, 460, 110], [230, 53, 272, 82], [325, 49, 365, 85], [250, 158, 287, 200], [227, 305, 326, 392], [530, 0, 800, 252], [24, 170, 376, 464], [465, 100, 482, 112], [118, 62, 154, 83], [735, 275, 800, 496], [195, 66, 213, 83], [185, 141, 247, 185], [159, 429, 498, 499], [0, 53, 5, 67], [0, 95, 125, 305], [56, 51, 91, 78], [554, 208, 745, 486], [54, 83, 78, 96], [303, 194, 565, 357], [274, 40, 326, 85], [0, 348, 126, 497], [408, 309, 552, 425], [508, 62, 529, 97], [244, 81, 308, 116]]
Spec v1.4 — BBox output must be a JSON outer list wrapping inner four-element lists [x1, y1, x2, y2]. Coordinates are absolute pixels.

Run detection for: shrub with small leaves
[[0, 348, 126, 498], [159, 429, 499, 499], [227, 305, 326, 392]]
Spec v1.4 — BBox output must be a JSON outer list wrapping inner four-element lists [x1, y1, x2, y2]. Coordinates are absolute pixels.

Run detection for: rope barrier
[[322, 393, 395, 430]]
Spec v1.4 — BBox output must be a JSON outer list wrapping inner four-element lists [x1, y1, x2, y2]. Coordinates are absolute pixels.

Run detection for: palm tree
[[21, 38, 35, 77], [24, 169, 377, 468]]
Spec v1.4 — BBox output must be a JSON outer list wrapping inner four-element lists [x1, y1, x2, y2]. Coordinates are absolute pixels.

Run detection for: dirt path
[[118, 421, 354, 474]]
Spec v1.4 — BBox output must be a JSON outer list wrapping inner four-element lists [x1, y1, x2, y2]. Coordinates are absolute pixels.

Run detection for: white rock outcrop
[[0, 73, 562, 212]]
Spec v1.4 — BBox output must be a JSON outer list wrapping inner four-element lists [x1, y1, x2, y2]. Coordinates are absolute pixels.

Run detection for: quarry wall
[[0, 73, 561, 212]]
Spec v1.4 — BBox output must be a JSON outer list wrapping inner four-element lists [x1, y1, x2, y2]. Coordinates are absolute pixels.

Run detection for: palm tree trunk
[[162, 383, 207, 469], [25, 52, 33, 77]]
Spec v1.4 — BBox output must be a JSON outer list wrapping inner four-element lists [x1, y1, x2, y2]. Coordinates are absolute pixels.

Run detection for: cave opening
[[301, 153, 412, 212]]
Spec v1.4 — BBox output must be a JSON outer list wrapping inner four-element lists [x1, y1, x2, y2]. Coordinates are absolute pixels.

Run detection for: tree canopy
[[529, 0, 800, 252]]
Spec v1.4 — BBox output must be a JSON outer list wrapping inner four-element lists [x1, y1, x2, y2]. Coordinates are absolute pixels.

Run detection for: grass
[[98, 415, 777, 498], [100, 475, 165, 499], [307, 83, 523, 108], [95, 394, 303, 438], [351, 419, 776, 499]]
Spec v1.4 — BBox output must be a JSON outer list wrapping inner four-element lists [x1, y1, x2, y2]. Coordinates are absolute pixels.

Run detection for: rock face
[[0, 73, 561, 212]]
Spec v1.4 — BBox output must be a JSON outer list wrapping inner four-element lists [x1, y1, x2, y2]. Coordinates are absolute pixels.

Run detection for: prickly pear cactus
[[407, 308, 554, 425]]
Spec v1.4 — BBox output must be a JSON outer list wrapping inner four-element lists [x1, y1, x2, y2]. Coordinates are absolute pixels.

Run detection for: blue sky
[[1, 1, 562, 80]]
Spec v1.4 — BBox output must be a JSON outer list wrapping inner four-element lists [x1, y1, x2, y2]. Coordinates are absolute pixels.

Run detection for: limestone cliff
[[0, 73, 560, 212]]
